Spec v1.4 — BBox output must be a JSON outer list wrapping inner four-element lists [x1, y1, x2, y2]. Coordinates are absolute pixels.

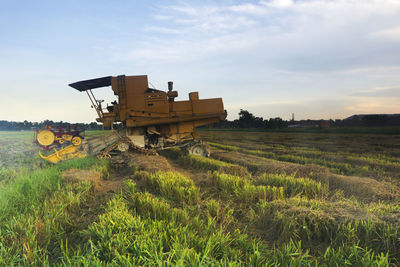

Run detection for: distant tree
[[238, 109, 254, 128], [266, 117, 287, 129], [89, 122, 100, 129], [0, 120, 103, 131], [362, 115, 389, 127], [238, 109, 266, 128]]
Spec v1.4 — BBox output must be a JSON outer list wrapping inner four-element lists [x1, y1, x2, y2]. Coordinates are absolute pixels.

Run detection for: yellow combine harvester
[[35, 74, 227, 163]]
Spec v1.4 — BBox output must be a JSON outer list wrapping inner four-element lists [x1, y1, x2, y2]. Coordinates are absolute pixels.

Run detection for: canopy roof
[[69, 76, 112, 91]]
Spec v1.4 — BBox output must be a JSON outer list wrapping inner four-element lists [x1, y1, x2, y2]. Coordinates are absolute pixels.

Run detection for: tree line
[[212, 110, 400, 129], [212, 109, 289, 129], [1, 110, 400, 131], [0, 120, 102, 131]]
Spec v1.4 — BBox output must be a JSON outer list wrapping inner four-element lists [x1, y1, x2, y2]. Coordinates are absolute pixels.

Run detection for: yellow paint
[[62, 134, 73, 141], [39, 145, 87, 164], [36, 130, 55, 146], [71, 136, 82, 146]]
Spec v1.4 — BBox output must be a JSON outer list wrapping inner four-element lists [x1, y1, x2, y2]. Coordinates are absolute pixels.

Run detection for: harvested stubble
[[252, 197, 400, 260], [200, 130, 400, 157], [207, 135, 400, 181], [256, 173, 328, 199], [162, 147, 249, 176], [182, 154, 250, 176], [211, 172, 284, 204], [211, 151, 398, 201]]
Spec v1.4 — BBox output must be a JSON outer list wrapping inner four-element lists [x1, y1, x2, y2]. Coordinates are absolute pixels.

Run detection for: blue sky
[[1, 0, 400, 122]]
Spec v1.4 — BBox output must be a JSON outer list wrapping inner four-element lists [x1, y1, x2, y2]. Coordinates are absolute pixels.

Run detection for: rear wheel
[[187, 142, 210, 157]]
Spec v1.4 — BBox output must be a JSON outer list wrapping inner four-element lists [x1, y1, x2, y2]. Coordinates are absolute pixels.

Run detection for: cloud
[[226, 97, 354, 120], [345, 97, 400, 114], [351, 86, 400, 97], [107, 0, 400, 121], [370, 26, 400, 42], [144, 26, 186, 35], [122, 0, 400, 72]]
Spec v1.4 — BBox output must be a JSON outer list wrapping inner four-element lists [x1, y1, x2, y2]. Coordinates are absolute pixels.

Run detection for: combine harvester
[[35, 75, 227, 163]]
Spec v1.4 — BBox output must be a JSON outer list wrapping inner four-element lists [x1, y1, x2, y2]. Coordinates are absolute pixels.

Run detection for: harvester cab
[[34, 75, 227, 163]]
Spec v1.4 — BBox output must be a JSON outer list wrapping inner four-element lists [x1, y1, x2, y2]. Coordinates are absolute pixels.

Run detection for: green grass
[[0, 156, 101, 265], [70, 195, 269, 265], [320, 244, 389, 266], [0, 131, 40, 170], [162, 147, 250, 176], [83, 129, 112, 138], [134, 171, 200, 205], [212, 172, 284, 204], [256, 173, 328, 198], [0, 157, 103, 221], [126, 182, 190, 224]]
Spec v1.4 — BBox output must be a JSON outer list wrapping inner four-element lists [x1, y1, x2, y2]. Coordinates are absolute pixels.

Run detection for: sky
[[1, 0, 400, 122]]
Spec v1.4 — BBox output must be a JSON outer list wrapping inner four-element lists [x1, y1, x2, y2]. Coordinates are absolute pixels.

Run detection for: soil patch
[[63, 169, 125, 194], [125, 152, 174, 172]]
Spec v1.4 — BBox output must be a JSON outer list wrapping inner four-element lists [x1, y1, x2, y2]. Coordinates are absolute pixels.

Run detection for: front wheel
[[117, 142, 130, 152]]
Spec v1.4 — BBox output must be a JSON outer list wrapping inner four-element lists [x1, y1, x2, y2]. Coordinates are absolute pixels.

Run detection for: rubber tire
[[188, 143, 210, 157]]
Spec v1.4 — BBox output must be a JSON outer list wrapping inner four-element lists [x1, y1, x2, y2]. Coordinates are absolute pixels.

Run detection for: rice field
[[0, 129, 399, 265]]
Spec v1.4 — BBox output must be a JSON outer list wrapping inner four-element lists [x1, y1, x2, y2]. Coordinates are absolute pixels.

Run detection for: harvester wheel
[[37, 130, 55, 146], [188, 143, 210, 157], [117, 142, 130, 152], [71, 136, 83, 146]]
